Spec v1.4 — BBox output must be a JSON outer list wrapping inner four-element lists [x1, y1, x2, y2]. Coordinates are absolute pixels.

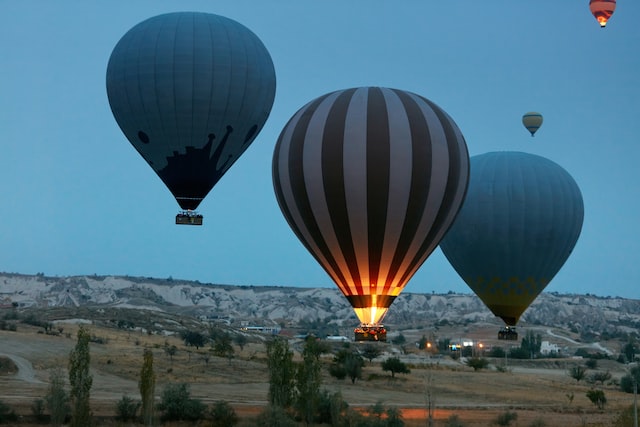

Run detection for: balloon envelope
[[106, 12, 276, 211], [440, 151, 584, 325], [522, 112, 543, 137], [590, 0, 616, 28], [272, 87, 469, 325]]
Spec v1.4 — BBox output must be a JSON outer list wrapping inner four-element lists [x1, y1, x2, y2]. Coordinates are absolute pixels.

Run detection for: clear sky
[[1, 2, 638, 299]]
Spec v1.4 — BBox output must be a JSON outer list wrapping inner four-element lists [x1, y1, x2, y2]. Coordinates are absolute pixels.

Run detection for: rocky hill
[[1, 272, 639, 338]]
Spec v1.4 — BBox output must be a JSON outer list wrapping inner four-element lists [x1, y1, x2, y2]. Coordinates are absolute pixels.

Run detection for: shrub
[[586, 389, 606, 410], [0, 400, 17, 423], [210, 400, 238, 427], [529, 418, 547, 427], [465, 357, 489, 371], [157, 383, 206, 422], [255, 405, 297, 427], [31, 399, 47, 423], [445, 414, 466, 427], [494, 410, 518, 426], [115, 395, 140, 421], [568, 365, 587, 382]]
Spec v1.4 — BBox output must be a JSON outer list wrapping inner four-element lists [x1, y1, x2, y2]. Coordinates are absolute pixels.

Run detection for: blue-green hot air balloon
[[106, 12, 276, 224], [439, 151, 583, 327]]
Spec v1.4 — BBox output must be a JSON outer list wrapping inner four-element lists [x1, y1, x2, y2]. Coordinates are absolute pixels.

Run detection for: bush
[[568, 365, 587, 382], [157, 383, 206, 422], [494, 410, 518, 426], [444, 414, 466, 427], [0, 400, 17, 423], [529, 418, 547, 427], [586, 389, 606, 410], [115, 395, 140, 421], [255, 405, 297, 427], [31, 399, 47, 423], [465, 357, 489, 371], [210, 400, 238, 427]]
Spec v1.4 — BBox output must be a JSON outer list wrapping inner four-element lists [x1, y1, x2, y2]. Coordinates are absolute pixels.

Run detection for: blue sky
[[1, 1, 638, 299]]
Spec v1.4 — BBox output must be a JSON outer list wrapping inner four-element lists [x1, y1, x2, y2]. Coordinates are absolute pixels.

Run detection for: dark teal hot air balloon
[[439, 151, 584, 326], [106, 12, 276, 223]]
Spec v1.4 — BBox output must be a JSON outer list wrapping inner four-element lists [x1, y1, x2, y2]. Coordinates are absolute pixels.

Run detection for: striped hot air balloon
[[272, 87, 469, 330], [590, 0, 616, 28], [522, 112, 543, 137], [440, 152, 584, 327]]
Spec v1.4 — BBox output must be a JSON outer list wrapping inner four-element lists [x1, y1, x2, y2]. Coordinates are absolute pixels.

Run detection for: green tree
[[210, 400, 238, 427], [266, 338, 295, 408], [344, 352, 364, 384], [590, 370, 612, 385], [157, 383, 206, 422], [586, 389, 606, 410], [494, 410, 518, 426], [465, 357, 489, 371], [568, 365, 587, 382], [0, 400, 17, 423], [233, 333, 248, 351], [295, 337, 323, 425], [623, 340, 637, 363], [46, 367, 70, 426], [68, 325, 92, 427], [213, 332, 235, 359], [361, 344, 382, 363], [181, 330, 207, 349], [115, 395, 140, 422], [620, 366, 640, 393], [139, 348, 156, 426], [164, 344, 177, 362], [444, 414, 466, 427], [520, 330, 542, 359], [381, 357, 410, 378]]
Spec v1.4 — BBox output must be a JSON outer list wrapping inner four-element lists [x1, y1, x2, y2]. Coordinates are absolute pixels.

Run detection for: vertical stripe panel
[[318, 89, 362, 296], [343, 88, 370, 295], [376, 89, 413, 293]]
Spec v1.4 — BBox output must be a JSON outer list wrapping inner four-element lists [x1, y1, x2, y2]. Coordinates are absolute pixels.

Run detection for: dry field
[[0, 322, 635, 426]]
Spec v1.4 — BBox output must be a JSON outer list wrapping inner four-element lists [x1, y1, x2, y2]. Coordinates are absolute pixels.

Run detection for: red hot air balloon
[[272, 87, 469, 340], [107, 12, 276, 225], [590, 0, 616, 28]]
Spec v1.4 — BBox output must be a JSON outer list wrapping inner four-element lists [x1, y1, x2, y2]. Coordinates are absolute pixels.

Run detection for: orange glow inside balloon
[[590, 0, 616, 28]]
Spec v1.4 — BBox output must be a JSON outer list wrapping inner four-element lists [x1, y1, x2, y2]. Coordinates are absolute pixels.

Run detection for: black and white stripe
[[273, 87, 469, 311]]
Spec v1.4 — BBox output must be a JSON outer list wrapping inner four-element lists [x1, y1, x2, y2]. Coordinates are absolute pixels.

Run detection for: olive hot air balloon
[[590, 0, 616, 28], [439, 152, 584, 331], [272, 87, 469, 340], [522, 112, 543, 137], [106, 12, 276, 225]]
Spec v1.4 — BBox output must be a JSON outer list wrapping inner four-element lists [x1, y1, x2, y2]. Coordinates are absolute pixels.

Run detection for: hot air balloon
[[272, 87, 470, 341], [106, 12, 276, 225], [522, 112, 543, 137], [590, 0, 616, 28], [439, 152, 584, 338]]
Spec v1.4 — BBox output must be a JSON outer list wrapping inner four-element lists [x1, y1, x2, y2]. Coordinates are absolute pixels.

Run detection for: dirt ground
[[0, 323, 634, 426]]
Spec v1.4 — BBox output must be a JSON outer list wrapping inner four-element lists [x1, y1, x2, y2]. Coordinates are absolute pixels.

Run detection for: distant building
[[540, 341, 560, 355], [240, 326, 281, 335]]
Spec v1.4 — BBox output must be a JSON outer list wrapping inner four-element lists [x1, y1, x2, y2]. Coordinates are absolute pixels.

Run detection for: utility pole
[[634, 378, 638, 427]]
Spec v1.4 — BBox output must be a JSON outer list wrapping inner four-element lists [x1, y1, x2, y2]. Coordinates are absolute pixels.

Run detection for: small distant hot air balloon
[[522, 112, 543, 137], [590, 0, 616, 28], [440, 152, 584, 337], [106, 12, 276, 225], [273, 87, 469, 341]]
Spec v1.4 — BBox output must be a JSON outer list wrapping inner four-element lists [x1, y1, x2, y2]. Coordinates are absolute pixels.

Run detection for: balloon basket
[[176, 211, 203, 226], [354, 324, 387, 342], [498, 326, 518, 340]]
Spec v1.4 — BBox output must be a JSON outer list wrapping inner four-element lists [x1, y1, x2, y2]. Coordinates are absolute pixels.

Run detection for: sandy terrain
[[0, 323, 634, 426]]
